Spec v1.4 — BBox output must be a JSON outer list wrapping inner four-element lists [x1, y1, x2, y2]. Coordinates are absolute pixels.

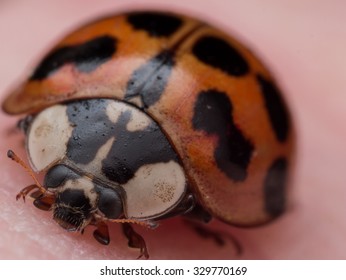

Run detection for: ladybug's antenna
[[105, 217, 158, 229], [7, 149, 45, 194]]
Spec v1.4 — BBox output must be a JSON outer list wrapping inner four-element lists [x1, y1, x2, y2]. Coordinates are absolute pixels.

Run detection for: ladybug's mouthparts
[[53, 206, 85, 232]]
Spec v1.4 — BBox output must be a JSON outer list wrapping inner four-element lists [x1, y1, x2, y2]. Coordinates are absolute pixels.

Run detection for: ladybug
[[2, 11, 294, 258]]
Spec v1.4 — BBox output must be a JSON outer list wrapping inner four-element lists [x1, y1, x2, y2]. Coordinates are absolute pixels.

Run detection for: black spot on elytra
[[257, 74, 290, 142], [192, 36, 249, 76], [66, 99, 180, 184], [264, 157, 288, 217], [125, 50, 175, 108], [192, 90, 254, 181], [30, 35, 117, 80], [127, 12, 183, 37]]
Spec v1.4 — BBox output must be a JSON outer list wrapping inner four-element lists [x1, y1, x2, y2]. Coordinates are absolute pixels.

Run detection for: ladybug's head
[[40, 164, 124, 232], [42, 164, 97, 232], [53, 188, 92, 231], [7, 150, 94, 232], [9, 147, 125, 244]]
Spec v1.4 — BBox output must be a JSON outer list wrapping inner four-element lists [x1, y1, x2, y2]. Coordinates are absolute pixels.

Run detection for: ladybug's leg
[[93, 221, 110, 245], [122, 223, 149, 259], [183, 202, 212, 223], [15, 184, 41, 202], [15, 185, 55, 211], [92, 215, 151, 258], [186, 221, 242, 255], [32, 193, 55, 211], [184, 204, 242, 255]]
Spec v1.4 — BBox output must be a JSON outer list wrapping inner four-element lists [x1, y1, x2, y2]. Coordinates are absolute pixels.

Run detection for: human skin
[[0, 0, 345, 259]]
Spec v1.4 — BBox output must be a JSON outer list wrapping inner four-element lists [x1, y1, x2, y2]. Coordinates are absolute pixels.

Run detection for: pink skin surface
[[0, 0, 346, 259]]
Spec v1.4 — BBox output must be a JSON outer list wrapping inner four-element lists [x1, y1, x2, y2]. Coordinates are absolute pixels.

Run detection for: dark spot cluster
[[127, 12, 183, 37], [192, 90, 254, 182], [256, 74, 291, 142], [192, 36, 249, 77], [66, 99, 180, 184], [30, 35, 117, 80], [125, 50, 175, 108], [264, 157, 288, 217]]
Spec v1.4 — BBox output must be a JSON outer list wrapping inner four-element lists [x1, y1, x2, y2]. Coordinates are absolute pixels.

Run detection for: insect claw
[[122, 223, 149, 259], [15, 184, 43, 203], [16, 191, 25, 201]]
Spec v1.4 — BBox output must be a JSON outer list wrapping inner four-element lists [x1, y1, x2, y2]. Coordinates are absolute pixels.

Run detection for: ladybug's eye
[[97, 187, 123, 219], [44, 164, 79, 188]]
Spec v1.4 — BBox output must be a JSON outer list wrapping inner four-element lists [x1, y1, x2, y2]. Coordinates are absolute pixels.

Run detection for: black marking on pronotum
[[127, 12, 183, 37], [66, 99, 180, 184], [192, 90, 254, 181], [192, 36, 250, 76], [263, 157, 288, 217], [30, 36, 117, 81], [257, 74, 290, 142], [125, 50, 175, 108]]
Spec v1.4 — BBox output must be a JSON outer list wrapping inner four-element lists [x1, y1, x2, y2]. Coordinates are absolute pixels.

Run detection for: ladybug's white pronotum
[[3, 11, 294, 258]]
